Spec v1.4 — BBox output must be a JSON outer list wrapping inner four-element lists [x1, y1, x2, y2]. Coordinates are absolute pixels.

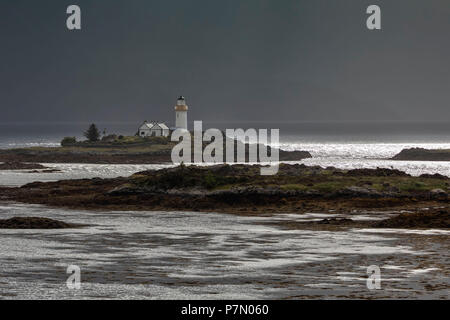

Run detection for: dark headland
[[392, 148, 450, 161]]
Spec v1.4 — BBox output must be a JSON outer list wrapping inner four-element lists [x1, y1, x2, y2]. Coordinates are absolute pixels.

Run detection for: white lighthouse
[[175, 96, 188, 130]]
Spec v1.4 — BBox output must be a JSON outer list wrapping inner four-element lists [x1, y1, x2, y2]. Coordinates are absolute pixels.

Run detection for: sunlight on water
[[0, 203, 449, 299], [278, 142, 450, 159], [0, 163, 175, 186]]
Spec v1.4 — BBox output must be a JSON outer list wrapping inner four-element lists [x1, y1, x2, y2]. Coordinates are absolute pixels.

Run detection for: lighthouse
[[175, 96, 188, 130]]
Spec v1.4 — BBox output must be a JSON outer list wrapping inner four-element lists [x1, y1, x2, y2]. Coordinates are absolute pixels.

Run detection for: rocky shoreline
[[0, 161, 61, 173], [0, 162, 49, 170], [0, 140, 312, 164], [262, 208, 450, 231], [0, 164, 448, 229]]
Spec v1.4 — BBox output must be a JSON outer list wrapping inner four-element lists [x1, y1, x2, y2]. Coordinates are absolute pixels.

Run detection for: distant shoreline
[[0, 136, 312, 165]]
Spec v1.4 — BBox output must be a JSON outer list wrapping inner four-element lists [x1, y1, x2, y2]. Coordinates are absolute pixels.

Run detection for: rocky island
[[1, 164, 448, 229], [392, 148, 450, 161], [0, 135, 312, 164]]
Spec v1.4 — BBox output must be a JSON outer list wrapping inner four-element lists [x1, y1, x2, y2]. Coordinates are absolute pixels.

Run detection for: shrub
[[203, 173, 218, 189], [101, 134, 117, 142], [61, 137, 77, 146]]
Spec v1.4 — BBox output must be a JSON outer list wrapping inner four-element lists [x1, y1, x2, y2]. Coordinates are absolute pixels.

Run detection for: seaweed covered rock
[[0, 162, 48, 170], [372, 209, 450, 229], [429, 189, 448, 200], [0, 217, 82, 229], [346, 168, 410, 177], [391, 148, 450, 161]]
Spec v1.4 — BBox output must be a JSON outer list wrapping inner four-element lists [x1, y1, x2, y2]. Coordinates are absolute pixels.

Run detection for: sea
[[0, 121, 449, 299]]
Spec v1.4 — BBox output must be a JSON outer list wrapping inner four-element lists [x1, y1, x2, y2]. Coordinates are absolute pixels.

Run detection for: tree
[[84, 124, 100, 142]]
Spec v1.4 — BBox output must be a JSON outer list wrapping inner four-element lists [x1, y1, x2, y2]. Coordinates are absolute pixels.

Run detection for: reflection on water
[[0, 203, 448, 299]]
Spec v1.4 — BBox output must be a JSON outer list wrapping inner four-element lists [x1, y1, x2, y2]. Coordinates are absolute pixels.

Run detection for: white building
[[175, 96, 188, 130], [138, 121, 170, 137]]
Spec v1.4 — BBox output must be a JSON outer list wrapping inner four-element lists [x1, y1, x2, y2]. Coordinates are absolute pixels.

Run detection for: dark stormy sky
[[0, 0, 449, 124]]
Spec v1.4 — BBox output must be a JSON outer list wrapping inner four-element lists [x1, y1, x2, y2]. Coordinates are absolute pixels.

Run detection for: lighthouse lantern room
[[175, 96, 188, 130]]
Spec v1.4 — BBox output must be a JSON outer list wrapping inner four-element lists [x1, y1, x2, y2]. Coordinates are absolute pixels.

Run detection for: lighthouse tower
[[175, 96, 188, 130]]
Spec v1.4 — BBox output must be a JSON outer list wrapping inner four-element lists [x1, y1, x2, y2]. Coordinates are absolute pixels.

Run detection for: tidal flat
[[0, 203, 448, 299]]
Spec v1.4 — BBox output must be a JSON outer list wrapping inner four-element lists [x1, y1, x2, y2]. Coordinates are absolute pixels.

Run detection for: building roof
[[158, 123, 169, 130], [139, 121, 169, 130]]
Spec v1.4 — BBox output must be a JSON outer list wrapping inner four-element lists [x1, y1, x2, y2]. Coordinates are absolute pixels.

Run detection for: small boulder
[[341, 186, 380, 197], [430, 189, 448, 199], [107, 184, 146, 196], [317, 218, 354, 225]]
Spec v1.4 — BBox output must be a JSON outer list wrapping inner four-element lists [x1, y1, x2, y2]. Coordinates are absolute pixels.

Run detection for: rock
[[0, 162, 49, 170], [277, 150, 312, 161], [346, 168, 410, 177], [107, 184, 147, 195], [42, 169, 61, 173], [0, 217, 82, 229], [340, 186, 381, 197], [373, 209, 449, 229], [420, 173, 448, 180], [20, 181, 45, 188], [429, 189, 448, 199], [391, 148, 450, 161], [26, 168, 61, 173], [317, 218, 354, 225], [386, 186, 400, 193]]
